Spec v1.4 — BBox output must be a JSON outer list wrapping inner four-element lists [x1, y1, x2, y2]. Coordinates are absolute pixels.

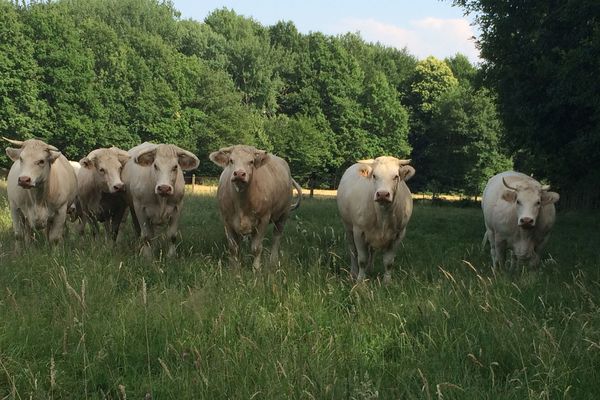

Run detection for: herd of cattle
[[3, 137, 560, 281]]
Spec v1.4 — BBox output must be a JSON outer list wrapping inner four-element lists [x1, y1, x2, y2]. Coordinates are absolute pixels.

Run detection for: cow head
[[209, 145, 269, 192], [4, 137, 61, 189], [134, 144, 199, 197], [501, 177, 560, 228], [357, 156, 415, 205], [80, 147, 130, 193]]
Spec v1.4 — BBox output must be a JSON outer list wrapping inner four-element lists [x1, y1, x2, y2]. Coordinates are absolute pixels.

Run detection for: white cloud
[[335, 17, 480, 63]]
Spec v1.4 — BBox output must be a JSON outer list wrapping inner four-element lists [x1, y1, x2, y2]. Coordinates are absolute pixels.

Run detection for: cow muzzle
[[518, 217, 535, 229], [231, 169, 248, 183], [18, 176, 35, 188], [374, 190, 392, 204], [156, 184, 173, 196], [111, 182, 125, 193]]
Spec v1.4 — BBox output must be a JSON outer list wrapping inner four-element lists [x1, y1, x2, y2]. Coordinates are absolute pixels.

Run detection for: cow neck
[[372, 199, 402, 229], [232, 183, 255, 213]]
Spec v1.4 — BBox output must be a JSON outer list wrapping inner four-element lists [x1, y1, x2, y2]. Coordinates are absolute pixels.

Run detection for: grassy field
[[0, 186, 599, 399]]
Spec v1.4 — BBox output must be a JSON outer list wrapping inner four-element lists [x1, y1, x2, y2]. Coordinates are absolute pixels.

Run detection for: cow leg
[[10, 206, 27, 254], [268, 216, 288, 267], [494, 238, 507, 269], [130, 206, 141, 238], [109, 203, 128, 242], [352, 228, 369, 281], [382, 228, 406, 284], [47, 206, 68, 245], [251, 216, 270, 271], [166, 206, 181, 258], [133, 203, 154, 259], [343, 224, 359, 278], [224, 224, 241, 268]]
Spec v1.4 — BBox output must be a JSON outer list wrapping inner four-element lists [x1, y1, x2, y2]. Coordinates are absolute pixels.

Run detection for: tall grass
[[0, 187, 599, 399]]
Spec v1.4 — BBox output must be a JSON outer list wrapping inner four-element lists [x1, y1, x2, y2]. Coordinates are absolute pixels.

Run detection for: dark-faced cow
[[122, 142, 199, 258], [337, 156, 415, 283], [4, 137, 77, 252], [76, 147, 130, 241], [209, 145, 302, 270], [482, 171, 559, 269]]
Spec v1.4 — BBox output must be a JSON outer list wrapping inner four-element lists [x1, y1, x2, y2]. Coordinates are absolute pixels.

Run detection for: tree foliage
[[0, 0, 514, 198], [453, 0, 600, 206]]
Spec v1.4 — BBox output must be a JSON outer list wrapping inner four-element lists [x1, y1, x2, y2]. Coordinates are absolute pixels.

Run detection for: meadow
[[0, 186, 599, 399]]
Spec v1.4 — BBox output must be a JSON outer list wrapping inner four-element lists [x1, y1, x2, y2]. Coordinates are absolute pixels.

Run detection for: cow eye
[[394, 175, 400, 181], [517, 200, 522, 205], [249, 160, 254, 165], [37, 159, 45, 165], [372, 174, 377, 180], [99, 168, 105, 174], [536, 201, 541, 206], [172, 165, 178, 171], [154, 164, 159, 170], [229, 159, 234, 164]]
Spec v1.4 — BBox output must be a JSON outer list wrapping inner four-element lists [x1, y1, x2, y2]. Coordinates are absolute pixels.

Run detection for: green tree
[[426, 86, 512, 195], [453, 0, 600, 207], [405, 56, 459, 190]]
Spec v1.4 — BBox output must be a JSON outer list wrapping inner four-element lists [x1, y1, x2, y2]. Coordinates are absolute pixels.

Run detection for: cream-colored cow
[[337, 156, 415, 283], [4, 137, 77, 252]]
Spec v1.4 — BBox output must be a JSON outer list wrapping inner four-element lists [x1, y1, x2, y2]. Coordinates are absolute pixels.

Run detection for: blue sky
[[170, 0, 480, 63]]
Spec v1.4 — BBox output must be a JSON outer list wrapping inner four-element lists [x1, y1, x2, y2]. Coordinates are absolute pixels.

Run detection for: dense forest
[[0, 0, 597, 205]]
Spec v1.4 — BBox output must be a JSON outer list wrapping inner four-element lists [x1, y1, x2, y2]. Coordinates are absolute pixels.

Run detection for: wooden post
[[192, 174, 196, 193]]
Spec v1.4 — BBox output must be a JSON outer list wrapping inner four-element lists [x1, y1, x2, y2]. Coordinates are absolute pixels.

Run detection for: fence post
[[192, 174, 196, 193]]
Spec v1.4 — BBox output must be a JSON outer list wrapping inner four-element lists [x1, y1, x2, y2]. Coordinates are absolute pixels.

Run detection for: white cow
[[209, 145, 302, 270], [337, 156, 415, 283], [76, 147, 130, 240], [482, 171, 560, 269], [4, 137, 77, 251], [122, 142, 199, 258]]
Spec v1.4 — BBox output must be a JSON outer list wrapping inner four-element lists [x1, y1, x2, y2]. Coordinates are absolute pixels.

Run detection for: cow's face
[[6, 141, 61, 189], [80, 148, 129, 193], [135, 144, 199, 197], [210, 145, 269, 192], [358, 156, 415, 205], [501, 177, 559, 228]]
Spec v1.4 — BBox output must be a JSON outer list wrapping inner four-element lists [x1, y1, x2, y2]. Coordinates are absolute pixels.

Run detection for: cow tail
[[290, 179, 302, 211]]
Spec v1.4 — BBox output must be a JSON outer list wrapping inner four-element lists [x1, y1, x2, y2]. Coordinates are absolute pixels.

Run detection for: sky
[[170, 0, 481, 63]]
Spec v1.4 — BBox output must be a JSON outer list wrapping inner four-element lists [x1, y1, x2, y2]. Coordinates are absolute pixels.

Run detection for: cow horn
[[502, 177, 518, 191], [398, 159, 411, 165], [541, 184, 551, 191], [2, 136, 24, 147], [47, 144, 59, 152]]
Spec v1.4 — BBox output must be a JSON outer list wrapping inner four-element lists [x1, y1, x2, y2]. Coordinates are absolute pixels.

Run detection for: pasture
[[0, 186, 599, 399]]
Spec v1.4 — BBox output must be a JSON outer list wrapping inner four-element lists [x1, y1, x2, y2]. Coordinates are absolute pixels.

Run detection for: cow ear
[[209, 149, 231, 168], [357, 159, 374, 178], [502, 190, 517, 203], [111, 148, 130, 165], [254, 150, 269, 168], [541, 191, 559, 205], [47, 150, 61, 164], [6, 147, 21, 161], [176, 148, 200, 171], [79, 156, 94, 169], [135, 148, 157, 166], [399, 165, 415, 181], [357, 164, 372, 178]]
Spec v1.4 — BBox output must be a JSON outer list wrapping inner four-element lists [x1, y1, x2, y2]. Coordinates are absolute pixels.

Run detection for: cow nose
[[233, 170, 247, 179], [375, 190, 391, 202], [18, 176, 31, 185], [113, 183, 124, 192], [157, 184, 173, 195], [519, 217, 534, 226]]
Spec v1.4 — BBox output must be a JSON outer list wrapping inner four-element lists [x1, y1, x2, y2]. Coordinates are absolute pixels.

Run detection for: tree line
[[1, 0, 596, 205]]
